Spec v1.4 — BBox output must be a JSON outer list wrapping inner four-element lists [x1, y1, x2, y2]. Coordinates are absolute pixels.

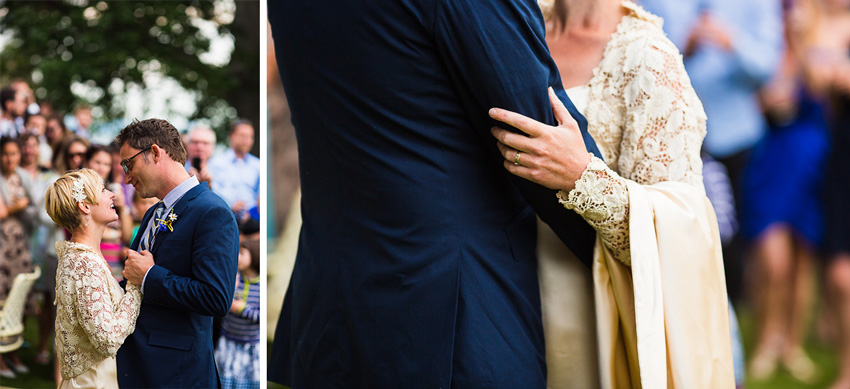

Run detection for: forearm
[[79, 273, 144, 356], [730, 1, 783, 88], [6, 201, 27, 215], [558, 156, 632, 264], [240, 303, 260, 323]]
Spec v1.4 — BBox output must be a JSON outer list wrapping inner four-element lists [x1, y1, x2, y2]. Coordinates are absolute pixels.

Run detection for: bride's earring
[[85, 215, 90, 227]]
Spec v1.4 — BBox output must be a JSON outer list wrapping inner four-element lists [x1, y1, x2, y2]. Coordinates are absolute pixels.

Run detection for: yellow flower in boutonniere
[[156, 210, 178, 232]]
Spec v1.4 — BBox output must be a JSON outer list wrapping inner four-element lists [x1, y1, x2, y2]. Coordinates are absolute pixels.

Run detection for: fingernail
[[489, 108, 497, 117]]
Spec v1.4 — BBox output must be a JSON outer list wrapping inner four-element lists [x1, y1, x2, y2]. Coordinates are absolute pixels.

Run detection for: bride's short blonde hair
[[46, 168, 103, 231]]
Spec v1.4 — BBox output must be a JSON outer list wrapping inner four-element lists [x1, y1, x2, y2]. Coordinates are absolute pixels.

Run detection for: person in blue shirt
[[208, 120, 260, 220]]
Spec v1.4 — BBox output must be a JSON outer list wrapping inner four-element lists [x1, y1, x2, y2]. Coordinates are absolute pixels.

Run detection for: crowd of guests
[[635, 0, 850, 386], [0, 79, 261, 388]]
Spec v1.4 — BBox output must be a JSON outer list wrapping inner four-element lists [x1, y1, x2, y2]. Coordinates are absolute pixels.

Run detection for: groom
[[269, 0, 602, 386], [117, 119, 239, 388]]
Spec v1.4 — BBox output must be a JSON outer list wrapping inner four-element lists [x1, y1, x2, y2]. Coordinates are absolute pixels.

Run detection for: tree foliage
[[0, 0, 259, 141]]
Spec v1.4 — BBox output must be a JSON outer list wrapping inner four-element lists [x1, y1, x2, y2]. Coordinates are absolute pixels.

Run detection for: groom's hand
[[123, 249, 155, 286]]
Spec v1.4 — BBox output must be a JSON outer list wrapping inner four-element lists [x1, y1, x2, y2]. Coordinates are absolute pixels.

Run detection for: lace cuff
[[557, 154, 632, 265]]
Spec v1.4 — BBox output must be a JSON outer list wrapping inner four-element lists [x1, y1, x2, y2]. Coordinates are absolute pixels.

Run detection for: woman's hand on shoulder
[[490, 87, 590, 192]]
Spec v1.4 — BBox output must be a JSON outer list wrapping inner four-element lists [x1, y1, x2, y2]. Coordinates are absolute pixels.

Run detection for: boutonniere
[[156, 209, 178, 232]]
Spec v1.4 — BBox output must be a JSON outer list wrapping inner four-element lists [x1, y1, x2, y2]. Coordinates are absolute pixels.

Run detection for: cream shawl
[[594, 181, 735, 388]]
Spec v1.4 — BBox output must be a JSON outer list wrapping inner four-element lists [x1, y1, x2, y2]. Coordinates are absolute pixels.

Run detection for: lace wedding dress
[[539, 2, 733, 388], [55, 241, 143, 389]]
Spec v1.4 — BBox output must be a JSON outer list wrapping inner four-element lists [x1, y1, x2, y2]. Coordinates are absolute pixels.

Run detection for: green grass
[[737, 301, 839, 389], [1, 315, 56, 389]]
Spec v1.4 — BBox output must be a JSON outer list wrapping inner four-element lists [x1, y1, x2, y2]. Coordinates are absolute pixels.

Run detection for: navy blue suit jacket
[[269, 0, 602, 386], [117, 183, 239, 388]]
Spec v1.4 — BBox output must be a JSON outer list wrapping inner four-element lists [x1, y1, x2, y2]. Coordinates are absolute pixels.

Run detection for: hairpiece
[[71, 177, 86, 203]]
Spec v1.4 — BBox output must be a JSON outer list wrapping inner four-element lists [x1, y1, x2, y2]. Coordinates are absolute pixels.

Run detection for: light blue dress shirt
[[640, 0, 783, 157], [207, 148, 260, 214]]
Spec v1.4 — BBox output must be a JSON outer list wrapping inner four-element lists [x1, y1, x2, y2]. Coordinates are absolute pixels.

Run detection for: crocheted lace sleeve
[[558, 29, 706, 266], [70, 250, 143, 356]]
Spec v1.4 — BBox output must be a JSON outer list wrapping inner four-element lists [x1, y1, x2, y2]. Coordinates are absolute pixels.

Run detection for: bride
[[45, 168, 143, 389], [490, 0, 734, 386]]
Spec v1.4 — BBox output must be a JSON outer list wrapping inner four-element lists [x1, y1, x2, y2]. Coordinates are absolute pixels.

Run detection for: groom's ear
[[150, 144, 170, 164], [150, 144, 161, 163]]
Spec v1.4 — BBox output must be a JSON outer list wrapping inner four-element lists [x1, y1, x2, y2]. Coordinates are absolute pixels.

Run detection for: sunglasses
[[68, 152, 86, 158], [120, 146, 152, 174]]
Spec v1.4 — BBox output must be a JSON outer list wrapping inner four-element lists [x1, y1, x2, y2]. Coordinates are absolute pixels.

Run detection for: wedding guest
[[22, 133, 63, 374], [45, 115, 69, 151], [0, 87, 26, 138], [70, 105, 93, 140], [85, 144, 133, 280], [796, 0, 850, 386], [208, 120, 259, 220], [53, 135, 89, 174], [0, 136, 36, 379], [185, 124, 216, 184], [18, 133, 41, 178], [742, 1, 829, 379], [9, 79, 38, 118], [215, 239, 261, 389], [128, 190, 159, 243], [25, 113, 54, 169]]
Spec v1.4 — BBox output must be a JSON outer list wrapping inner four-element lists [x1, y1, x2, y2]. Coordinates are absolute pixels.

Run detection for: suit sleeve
[[142, 204, 239, 317], [432, 0, 602, 264]]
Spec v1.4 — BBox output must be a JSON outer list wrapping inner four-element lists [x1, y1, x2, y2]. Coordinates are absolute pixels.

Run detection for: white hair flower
[[72, 177, 86, 203]]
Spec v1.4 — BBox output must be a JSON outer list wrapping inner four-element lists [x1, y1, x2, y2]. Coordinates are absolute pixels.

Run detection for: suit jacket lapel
[[150, 183, 208, 254]]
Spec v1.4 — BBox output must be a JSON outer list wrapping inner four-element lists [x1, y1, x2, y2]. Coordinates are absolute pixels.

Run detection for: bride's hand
[[123, 249, 155, 286], [489, 87, 591, 192]]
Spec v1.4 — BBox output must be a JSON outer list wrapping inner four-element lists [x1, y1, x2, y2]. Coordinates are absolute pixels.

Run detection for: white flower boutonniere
[[156, 209, 178, 232]]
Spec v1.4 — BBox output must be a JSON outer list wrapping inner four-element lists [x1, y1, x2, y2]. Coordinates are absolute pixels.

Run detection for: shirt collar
[[226, 147, 251, 163], [162, 176, 199, 209]]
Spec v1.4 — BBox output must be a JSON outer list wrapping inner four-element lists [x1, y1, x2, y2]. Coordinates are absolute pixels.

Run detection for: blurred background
[[0, 1, 260, 388], [0, 0, 259, 147], [266, 0, 850, 388]]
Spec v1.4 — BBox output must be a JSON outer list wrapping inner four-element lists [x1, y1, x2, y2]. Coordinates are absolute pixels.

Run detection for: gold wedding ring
[[514, 151, 522, 166]]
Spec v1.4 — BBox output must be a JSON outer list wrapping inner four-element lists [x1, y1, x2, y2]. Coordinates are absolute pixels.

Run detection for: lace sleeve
[[71, 252, 143, 357], [557, 37, 706, 266]]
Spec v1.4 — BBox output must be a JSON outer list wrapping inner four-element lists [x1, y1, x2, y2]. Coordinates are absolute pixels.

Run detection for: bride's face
[[89, 185, 119, 226]]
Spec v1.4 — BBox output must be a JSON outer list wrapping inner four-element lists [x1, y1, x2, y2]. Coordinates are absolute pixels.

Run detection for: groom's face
[[120, 143, 156, 199]]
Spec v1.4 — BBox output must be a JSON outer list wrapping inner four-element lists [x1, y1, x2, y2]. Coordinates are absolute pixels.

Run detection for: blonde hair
[[45, 168, 103, 231]]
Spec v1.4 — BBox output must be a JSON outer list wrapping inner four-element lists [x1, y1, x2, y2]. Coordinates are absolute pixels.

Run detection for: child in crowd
[[215, 239, 260, 389]]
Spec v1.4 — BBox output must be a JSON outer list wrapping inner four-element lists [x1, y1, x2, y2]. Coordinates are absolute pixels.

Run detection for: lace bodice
[[54, 240, 143, 379], [556, 1, 707, 265]]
